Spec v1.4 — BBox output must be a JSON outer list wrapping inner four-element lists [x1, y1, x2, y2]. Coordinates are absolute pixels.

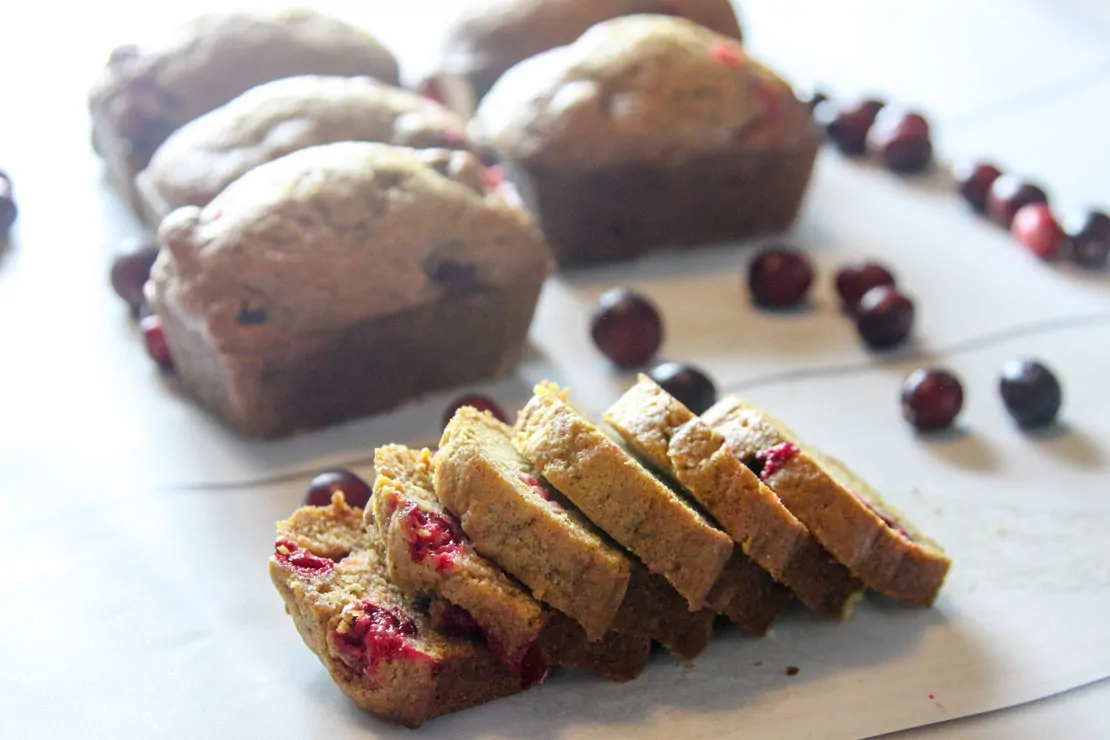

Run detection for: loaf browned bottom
[[706, 550, 793, 635], [161, 280, 541, 438], [503, 136, 821, 266], [539, 613, 652, 683], [610, 564, 716, 660]]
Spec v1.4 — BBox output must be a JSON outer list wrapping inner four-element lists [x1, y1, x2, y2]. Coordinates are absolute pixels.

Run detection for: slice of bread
[[605, 376, 863, 617], [268, 495, 525, 728], [514, 381, 734, 610], [703, 396, 951, 606]]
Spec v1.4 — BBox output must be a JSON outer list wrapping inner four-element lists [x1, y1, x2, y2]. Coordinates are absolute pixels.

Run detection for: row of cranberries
[[810, 94, 1110, 268]]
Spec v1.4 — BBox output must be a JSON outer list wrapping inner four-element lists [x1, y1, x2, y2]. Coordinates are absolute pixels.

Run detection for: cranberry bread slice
[[605, 376, 864, 617], [514, 381, 734, 610], [703, 396, 952, 606], [268, 495, 524, 728], [371, 444, 546, 669], [436, 407, 714, 657], [436, 406, 631, 639], [89, 8, 398, 211], [135, 75, 473, 227]]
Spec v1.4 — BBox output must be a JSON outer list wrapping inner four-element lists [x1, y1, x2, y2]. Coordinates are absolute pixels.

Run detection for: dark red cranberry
[[750, 442, 800, 480], [589, 288, 664, 368], [999, 359, 1062, 428], [901, 368, 964, 431], [110, 240, 160, 315], [747, 247, 813, 308], [1065, 210, 1110, 269], [516, 641, 549, 688], [953, 161, 1003, 214], [443, 393, 507, 429], [0, 171, 17, 235], [140, 314, 173, 369], [435, 602, 484, 639], [814, 98, 885, 155], [331, 601, 425, 678], [867, 109, 933, 173], [402, 504, 465, 570], [304, 469, 372, 508], [274, 539, 335, 575], [1011, 203, 1064, 260], [987, 176, 1048, 228], [855, 285, 914, 349], [834, 261, 897, 314], [648, 362, 717, 415]]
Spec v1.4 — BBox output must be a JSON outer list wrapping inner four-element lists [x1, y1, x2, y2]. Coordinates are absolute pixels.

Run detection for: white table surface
[[2, 1, 1108, 737]]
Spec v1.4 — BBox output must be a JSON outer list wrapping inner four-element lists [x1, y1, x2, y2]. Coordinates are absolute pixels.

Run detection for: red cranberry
[[589, 288, 664, 368], [402, 504, 465, 570], [834, 261, 897, 314], [274, 539, 335, 575], [140, 314, 173, 369], [901, 368, 964, 431], [648, 362, 717, 415], [954, 161, 1003, 214], [751, 442, 800, 480], [435, 602, 484, 639], [1011, 203, 1064, 261], [1066, 210, 1110, 269], [815, 98, 885, 155], [999, 359, 1062, 428], [0, 170, 16, 235], [710, 40, 745, 67], [443, 393, 507, 429], [332, 601, 424, 678], [987, 176, 1048, 228], [747, 247, 814, 308], [867, 109, 933, 173], [855, 285, 914, 350], [110, 240, 160, 315], [304, 469, 372, 508]]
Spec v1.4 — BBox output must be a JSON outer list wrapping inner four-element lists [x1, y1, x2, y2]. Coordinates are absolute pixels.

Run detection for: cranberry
[[648, 362, 717, 415], [999, 359, 1062, 428], [710, 40, 745, 67], [589, 288, 664, 368], [814, 98, 885, 155], [834, 261, 897, 314], [416, 77, 446, 106], [516, 641, 549, 688], [0, 170, 16, 235], [518, 472, 560, 507], [987, 176, 1048, 228], [749, 442, 800, 480], [855, 285, 914, 350], [304, 469, 372, 508], [274, 539, 335, 575], [443, 393, 507, 429], [435, 602, 484, 639], [402, 504, 465, 570], [901, 368, 964, 432], [954, 161, 1003, 214], [140, 314, 173, 369], [747, 247, 813, 308], [331, 601, 425, 678], [1066, 210, 1110, 269], [1011, 203, 1064, 260], [110, 240, 160, 315], [867, 109, 933, 173]]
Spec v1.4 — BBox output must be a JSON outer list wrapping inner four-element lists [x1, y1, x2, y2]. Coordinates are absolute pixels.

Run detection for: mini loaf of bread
[[89, 9, 399, 210], [436, 0, 742, 107], [473, 15, 821, 265], [148, 142, 553, 438], [135, 75, 472, 227]]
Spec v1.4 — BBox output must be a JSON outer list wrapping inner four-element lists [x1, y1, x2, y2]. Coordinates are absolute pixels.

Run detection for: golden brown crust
[[703, 396, 952, 606], [435, 407, 632, 640], [605, 377, 863, 617], [514, 381, 734, 610], [269, 496, 523, 727]]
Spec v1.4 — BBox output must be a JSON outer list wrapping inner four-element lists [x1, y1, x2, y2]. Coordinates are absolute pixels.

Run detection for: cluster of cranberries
[[900, 359, 1062, 433], [955, 161, 1109, 267], [109, 238, 174, 370], [0, 170, 18, 238], [811, 96, 933, 175]]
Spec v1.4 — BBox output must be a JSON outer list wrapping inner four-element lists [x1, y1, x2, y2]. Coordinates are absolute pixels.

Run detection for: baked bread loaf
[[268, 495, 525, 728], [437, 0, 742, 106], [89, 9, 399, 210], [514, 381, 734, 609], [148, 142, 553, 438], [135, 75, 472, 227], [605, 376, 864, 617], [436, 407, 717, 657], [371, 444, 651, 682], [472, 15, 821, 265], [703, 396, 952, 606]]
